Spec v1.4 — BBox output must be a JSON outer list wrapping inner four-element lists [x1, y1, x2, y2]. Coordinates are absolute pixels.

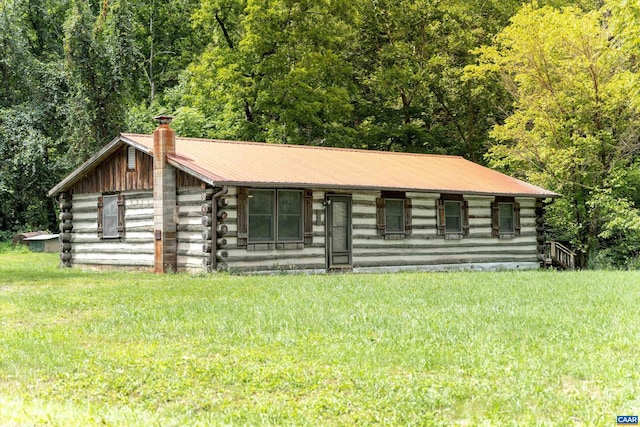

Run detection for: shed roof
[[12, 231, 46, 244], [23, 234, 59, 241], [49, 133, 558, 198]]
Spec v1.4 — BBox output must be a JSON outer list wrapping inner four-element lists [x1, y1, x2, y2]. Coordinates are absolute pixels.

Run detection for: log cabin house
[[48, 116, 561, 274]]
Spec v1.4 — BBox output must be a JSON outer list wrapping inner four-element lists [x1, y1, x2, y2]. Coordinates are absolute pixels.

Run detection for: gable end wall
[[71, 146, 154, 194]]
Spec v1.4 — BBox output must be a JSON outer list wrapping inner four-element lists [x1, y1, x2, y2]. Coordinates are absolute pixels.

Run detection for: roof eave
[[166, 158, 216, 187], [208, 180, 560, 198], [48, 135, 153, 197]]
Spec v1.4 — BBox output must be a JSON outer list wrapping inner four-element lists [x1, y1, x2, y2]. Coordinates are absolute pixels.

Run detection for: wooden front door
[[326, 194, 352, 270]]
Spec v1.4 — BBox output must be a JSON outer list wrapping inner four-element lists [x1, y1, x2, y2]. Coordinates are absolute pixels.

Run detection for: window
[[248, 189, 275, 242], [436, 194, 469, 237], [238, 188, 313, 248], [103, 195, 119, 238], [237, 188, 311, 247], [376, 192, 412, 238], [385, 199, 404, 233], [277, 190, 303, 241], [444, 201, 462, 232], [127, 146, 136, 170], [491, 197, 521, 237], [97, 194, 125, 239], [499, 203, 514, 233]]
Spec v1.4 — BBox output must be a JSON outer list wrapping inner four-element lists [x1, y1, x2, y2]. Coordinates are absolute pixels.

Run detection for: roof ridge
[[50, 133, 558, 197], [120, 133, 465, 159]]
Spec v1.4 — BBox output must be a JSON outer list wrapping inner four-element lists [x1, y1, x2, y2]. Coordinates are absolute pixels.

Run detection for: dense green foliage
[[1, 253, 639, 424], [2, 0, 639, 267], [470, 2, 640, 267]]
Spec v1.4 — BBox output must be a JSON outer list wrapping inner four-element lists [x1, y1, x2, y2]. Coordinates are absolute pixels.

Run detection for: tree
[[350, 0, 523, 157], [179, 0, 357, 145], [180, 0, 595, 159], [127, 0, 205, 105], [351, 0, 602, 158], [63, 0, 139, 163], [0, 0, 67, 233], [0, 108, 61, 232], [471, 3, 640, 267]]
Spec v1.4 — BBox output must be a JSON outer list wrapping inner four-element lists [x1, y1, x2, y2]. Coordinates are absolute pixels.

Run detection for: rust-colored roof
[[120, 133, 557, 197]]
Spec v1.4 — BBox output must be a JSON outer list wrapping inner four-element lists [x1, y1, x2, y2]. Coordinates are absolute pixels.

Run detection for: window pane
[[499, 203, 514, 233], [249, 215, 274, 241], [278, 191, 302, 215], [249, 190, 274, 241], [332, 201, 348, 251], [127, 146, 136, 169], [103, 195, 118, 238], [278, 215, 302, 240], [444, 201, 461, 232], [277, 191, 302, 241], [333, 225, 348, 251], [385, 199, 404, 232]]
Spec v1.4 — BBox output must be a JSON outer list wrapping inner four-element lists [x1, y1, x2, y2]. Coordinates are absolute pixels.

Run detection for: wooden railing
[[544, 241, 575, 270]]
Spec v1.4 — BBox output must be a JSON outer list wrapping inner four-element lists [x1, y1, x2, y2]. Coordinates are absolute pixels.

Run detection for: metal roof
[[23, 234, 59, 241], [122, 134, 557, 197], [12, 231, 46, 244], [49, 132, 558, 198]]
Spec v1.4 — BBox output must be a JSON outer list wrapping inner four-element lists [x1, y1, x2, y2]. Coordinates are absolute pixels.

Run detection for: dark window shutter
[[436, 199, 445, 236], [376, 198, 385, 235], [117, 194, 125, 237], [304, 189, 313, 244], [514, 202, 521, 236], [462, 200, 470, 237], [237, 187, 248, 248], [404, 198, 412, 237], [97, 196, 104, 238], [491, 201, 500, 237]]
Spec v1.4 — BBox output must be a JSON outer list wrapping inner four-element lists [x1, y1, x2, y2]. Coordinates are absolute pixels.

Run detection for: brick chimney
[[153, 115, 177, 273]]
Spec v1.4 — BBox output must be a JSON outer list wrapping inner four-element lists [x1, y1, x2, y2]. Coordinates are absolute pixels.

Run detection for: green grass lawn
[[1, 253, 639, 425]]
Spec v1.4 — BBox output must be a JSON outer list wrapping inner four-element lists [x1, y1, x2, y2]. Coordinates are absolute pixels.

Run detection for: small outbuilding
[[12, 231, 47, 245], [48, 116, 562, 274], [23, 234, 60, 253]]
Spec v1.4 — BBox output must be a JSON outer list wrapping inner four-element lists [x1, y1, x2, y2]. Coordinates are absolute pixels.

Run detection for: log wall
[[224, 188, 540, 274], [64, 184, 540, 274], [350, 192, 539, 272], [176, 186, 210, 272], [69, 190, 155, 269], [67, 187, 212, 272]]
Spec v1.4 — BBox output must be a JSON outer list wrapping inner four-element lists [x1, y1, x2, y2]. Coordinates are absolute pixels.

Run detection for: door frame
[[325, 194, 352, 271]]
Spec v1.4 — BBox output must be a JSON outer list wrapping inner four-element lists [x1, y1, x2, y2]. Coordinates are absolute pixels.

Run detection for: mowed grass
[[1, 253, 639, 426]]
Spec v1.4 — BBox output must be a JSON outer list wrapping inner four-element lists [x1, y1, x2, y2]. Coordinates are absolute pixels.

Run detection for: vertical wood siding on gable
[[69, 144, 204, 194], [71, 146, 154, 194], [176, 171, 204, 188]]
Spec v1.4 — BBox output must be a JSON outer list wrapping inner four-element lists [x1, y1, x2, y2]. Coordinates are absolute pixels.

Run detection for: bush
[[0, 241, 30, 254], [0, 230, 15, 242]]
